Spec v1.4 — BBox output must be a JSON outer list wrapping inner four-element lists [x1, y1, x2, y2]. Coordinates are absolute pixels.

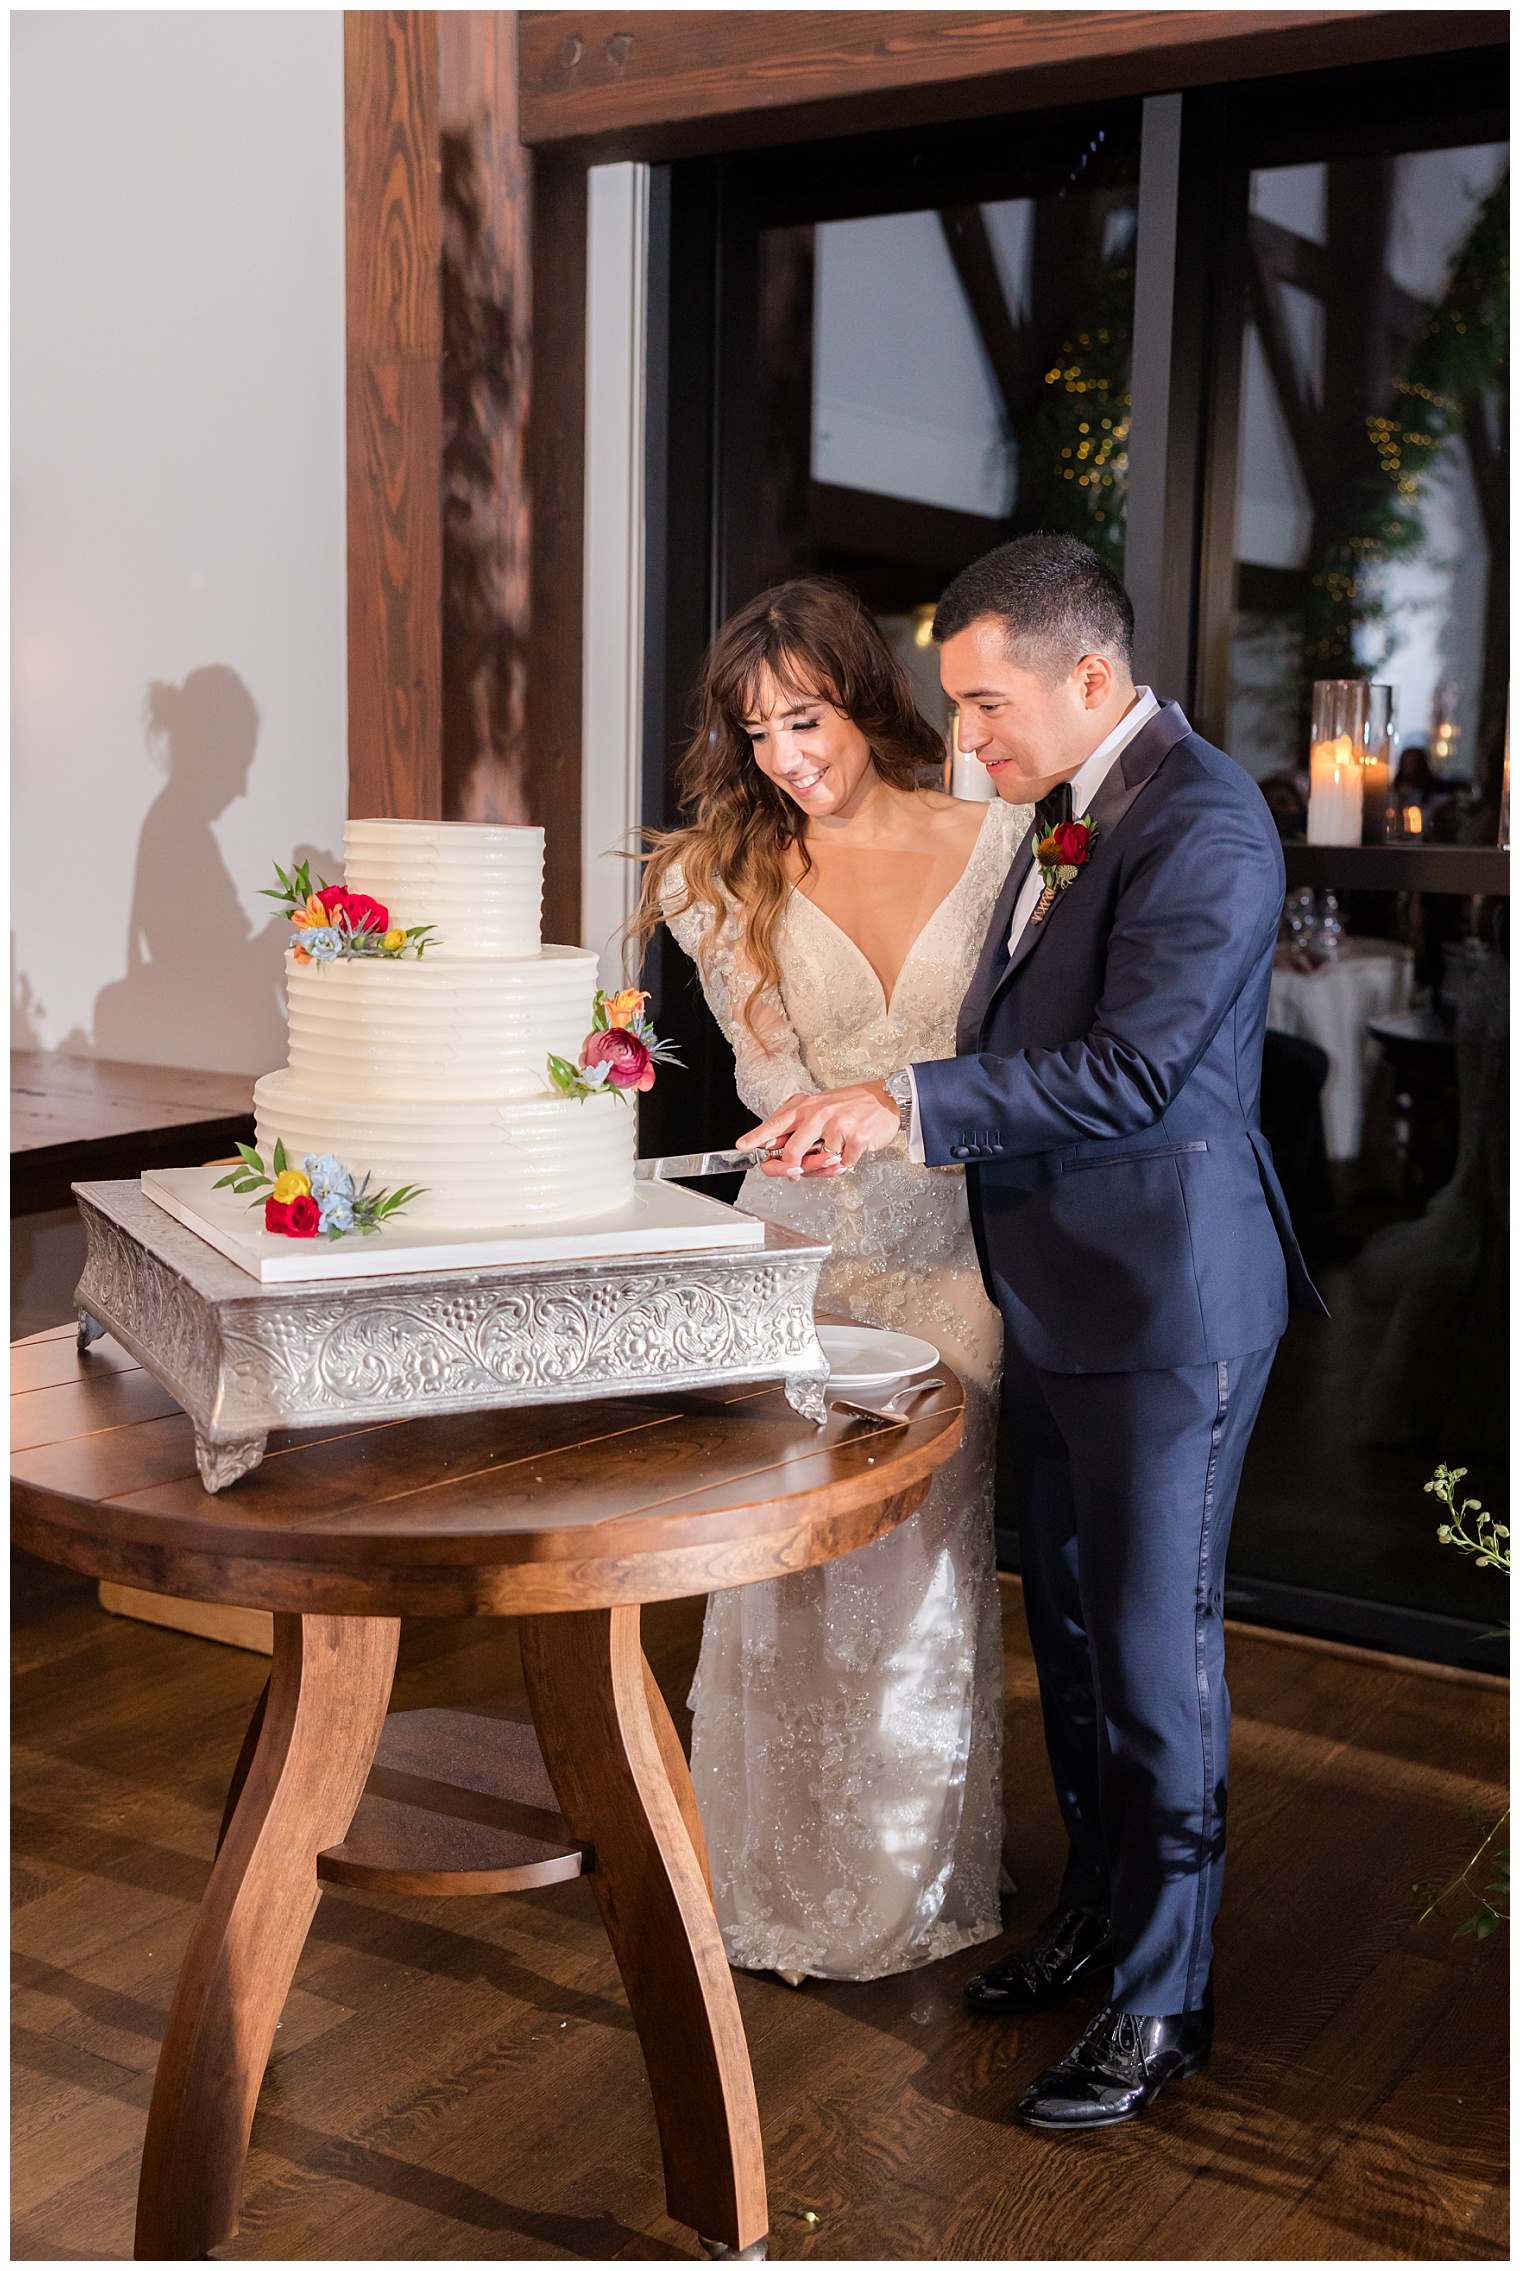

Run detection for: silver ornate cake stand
[[72, 1180, 832, 1493]]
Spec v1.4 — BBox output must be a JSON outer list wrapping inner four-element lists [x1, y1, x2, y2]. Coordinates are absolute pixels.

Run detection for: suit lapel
[[957, 828, 1037, 1043], [977, 701, 1195, 1028]]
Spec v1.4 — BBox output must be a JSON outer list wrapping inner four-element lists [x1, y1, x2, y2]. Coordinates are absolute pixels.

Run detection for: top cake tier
[[344, 819, 544, 958]]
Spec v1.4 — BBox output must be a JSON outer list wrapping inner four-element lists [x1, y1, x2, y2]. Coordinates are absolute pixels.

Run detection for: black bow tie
[[1034, 779, 1075, 840]]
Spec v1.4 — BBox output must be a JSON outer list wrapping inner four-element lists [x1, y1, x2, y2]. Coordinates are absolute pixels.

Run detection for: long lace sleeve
[[660, 867, 820, 1120]]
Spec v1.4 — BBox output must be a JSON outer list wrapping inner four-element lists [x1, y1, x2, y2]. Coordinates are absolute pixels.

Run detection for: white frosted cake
[[253, 820, 634, 1227]]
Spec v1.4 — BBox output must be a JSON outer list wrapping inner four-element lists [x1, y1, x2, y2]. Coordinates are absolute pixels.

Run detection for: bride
[[634, 576, 1031, 1983]]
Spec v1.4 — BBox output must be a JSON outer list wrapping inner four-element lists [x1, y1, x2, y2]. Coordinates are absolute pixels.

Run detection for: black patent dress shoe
[[963, 1907, 1113, 2016], [1016, 1994, 1213, 2129]]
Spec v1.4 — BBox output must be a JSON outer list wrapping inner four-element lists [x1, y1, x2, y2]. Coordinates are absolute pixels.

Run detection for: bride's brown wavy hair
[[631, 577, 944, 1035]]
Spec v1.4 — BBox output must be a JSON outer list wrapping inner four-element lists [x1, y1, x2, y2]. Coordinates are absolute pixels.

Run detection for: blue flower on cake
[[215, 1139, 423, 1240], [304, 1153, 355, 1203]]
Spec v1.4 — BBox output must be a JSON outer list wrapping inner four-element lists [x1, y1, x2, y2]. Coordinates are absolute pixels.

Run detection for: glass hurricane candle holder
[[1308, 681, 1396, 846]]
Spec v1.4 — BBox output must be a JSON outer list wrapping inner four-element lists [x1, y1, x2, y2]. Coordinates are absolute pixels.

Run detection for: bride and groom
[[633, 532, 1322, 2131]]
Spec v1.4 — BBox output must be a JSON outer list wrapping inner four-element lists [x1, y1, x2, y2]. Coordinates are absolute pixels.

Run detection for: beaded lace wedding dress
[[662, 795, 1030, 1980]]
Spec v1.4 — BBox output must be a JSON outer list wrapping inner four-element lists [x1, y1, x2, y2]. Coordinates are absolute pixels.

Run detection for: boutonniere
[[1030, 815, 1099, 926]]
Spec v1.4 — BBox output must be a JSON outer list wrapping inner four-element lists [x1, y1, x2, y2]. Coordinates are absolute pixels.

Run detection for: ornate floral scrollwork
[[71, 1180, 831, 1494], [194, 1431, 268, 1494]]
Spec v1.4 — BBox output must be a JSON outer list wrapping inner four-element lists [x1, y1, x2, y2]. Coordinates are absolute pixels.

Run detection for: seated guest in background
[[1395, 742, 1440, 835], [1258, 769, 1308, 841]]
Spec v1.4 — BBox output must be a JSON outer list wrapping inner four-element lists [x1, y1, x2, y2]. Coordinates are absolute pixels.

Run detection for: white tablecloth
[[1266, 939, 1414, 1161]]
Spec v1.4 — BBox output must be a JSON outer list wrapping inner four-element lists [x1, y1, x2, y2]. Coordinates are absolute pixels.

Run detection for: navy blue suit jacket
[[913, 702, 1327, 1374]]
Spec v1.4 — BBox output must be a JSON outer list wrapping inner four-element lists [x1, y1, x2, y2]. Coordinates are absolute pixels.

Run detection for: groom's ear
[[1074, 652, 1118, 708]]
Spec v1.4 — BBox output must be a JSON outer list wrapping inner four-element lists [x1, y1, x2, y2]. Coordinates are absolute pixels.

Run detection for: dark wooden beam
[[346, 13, 571, 902], [439, 13, 534, 828], [938, 206, 1032, 435], [525, 153, 588, 945], [345, 11, 444, 822], [1282, 843, 1509, 896], [516, 10, 1502, 163], [810, 481, 1010, 585]]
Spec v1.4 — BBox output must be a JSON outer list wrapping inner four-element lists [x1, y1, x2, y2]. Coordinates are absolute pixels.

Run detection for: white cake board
[[141, 1166, 765, 1285]]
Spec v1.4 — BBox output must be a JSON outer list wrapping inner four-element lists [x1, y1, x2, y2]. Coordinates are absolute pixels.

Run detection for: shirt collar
[[1065, 686, 1160, 816]]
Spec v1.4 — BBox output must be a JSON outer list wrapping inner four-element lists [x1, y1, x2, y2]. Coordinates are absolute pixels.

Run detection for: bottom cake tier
[[252, 1070, 635, 1228]]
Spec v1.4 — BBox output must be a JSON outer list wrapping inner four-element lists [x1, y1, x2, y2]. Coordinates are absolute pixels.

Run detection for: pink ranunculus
[[316, 884, 390, 934], [583, 1025, 655, 1093]]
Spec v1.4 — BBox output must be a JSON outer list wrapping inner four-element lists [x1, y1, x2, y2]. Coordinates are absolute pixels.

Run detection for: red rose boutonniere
[[1030, 813, 1099, 926]]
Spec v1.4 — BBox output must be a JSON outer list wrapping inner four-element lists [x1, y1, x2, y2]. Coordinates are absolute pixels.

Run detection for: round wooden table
[[11, 1321, 963, 2263]]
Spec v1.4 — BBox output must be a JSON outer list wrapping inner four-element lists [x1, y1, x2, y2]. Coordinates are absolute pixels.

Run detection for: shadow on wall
[[20, 665, 337, 1075]]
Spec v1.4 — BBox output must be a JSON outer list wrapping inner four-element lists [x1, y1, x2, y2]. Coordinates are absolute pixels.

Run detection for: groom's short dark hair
[[933, 533, 1135, 682]]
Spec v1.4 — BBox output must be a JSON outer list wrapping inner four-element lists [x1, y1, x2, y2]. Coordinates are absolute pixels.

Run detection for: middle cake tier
[[283, 942, 600, 1101]]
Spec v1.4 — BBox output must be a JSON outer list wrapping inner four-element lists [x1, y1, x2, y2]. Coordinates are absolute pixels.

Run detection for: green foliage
[[1426, 1463, 1511, 1574], [212, 1140, 281, 1197], [1416, 1808, 1510, 1941], [260, 859, 331, 914], [1412, 1464, 1509, 1940], [547, 1052, 610, 1103], [1296, 168, 1508, 721], [211, 1145, 425, 1236], [1017, 242, 1135, 571]]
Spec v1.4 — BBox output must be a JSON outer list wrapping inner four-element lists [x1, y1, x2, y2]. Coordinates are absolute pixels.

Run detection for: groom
[[742, 533, 1325, 2130]]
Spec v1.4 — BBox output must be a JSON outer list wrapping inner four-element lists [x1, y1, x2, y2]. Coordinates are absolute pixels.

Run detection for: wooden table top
[[11, 1052, 257, 1151], [11, 1053, 258, 1216], [11, 1324, 964, 1618]]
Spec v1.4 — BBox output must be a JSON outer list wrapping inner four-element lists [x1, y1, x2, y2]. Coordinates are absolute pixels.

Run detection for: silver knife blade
[[634, 1147, 772, 1180]]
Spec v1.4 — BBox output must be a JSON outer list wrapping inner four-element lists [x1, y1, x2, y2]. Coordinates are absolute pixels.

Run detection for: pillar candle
[[1360, 752, 1393, 844], [1308, 734, 1362, 845]]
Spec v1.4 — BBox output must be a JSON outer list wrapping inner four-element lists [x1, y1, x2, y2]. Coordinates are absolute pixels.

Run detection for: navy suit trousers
[[1003, 1341, 1276, 2015]]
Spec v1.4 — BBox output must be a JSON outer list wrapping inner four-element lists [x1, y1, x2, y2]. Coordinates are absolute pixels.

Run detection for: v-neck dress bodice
[[660, 794, 1030, 1981]]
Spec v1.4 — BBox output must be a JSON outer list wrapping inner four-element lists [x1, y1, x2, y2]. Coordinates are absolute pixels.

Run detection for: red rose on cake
[[315, 884, 390, 935], [283, 1193, 322, 1237], [582, 1026, 655, 1092]]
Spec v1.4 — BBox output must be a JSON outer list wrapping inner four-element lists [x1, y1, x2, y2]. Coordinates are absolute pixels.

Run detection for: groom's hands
[[741, 1081, 902, 1176]]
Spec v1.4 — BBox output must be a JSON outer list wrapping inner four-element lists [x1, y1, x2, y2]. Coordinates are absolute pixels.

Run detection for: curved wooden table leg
[[134, 1612, 399, 2261], [520, 1608, 768, 2257]]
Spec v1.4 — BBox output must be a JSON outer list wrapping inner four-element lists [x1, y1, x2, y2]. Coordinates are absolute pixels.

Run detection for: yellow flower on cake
[[270, 1168, 312, 1203], [604, 988, 648, 1029], [382, 928, 406, 952]]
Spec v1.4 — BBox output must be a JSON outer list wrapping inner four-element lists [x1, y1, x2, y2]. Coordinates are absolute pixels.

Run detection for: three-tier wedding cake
[[252, 820, 635, 1227]]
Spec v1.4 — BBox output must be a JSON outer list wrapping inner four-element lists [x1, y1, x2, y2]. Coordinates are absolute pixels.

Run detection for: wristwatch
[[883, 1067, 915, 1130]]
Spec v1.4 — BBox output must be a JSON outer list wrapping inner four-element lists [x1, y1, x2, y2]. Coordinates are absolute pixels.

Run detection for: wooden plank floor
[[12, 1548, 1508, 2261]]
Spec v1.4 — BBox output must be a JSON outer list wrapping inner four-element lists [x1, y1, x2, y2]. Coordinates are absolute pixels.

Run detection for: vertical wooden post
[[345, 10, 444, 820], [343, 12, 583, 937], [439, 12, 535, 828], [526, 151, 588, 946]]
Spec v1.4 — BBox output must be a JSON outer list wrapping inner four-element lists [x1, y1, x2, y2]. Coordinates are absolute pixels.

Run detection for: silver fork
[[829, 1378, 947, 1425]]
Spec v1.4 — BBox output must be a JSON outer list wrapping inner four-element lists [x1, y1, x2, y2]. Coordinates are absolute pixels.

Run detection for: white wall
[[581, 161, 649, 990], [12, 10, 347, 1074]]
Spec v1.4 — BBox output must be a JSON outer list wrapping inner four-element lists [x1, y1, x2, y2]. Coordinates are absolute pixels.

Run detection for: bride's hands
[[742, 1082, 901, 1176]]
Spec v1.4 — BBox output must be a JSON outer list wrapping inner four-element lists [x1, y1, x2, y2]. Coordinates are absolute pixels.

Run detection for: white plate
[[817, 1323, 939, 1389]]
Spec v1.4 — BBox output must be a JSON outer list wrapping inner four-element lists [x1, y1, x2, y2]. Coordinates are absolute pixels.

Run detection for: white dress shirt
[[904, 686, 1160, 1164]]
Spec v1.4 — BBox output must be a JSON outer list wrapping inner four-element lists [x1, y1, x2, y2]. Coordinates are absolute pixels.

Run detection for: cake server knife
[[634, 1147, 775, 1180]]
